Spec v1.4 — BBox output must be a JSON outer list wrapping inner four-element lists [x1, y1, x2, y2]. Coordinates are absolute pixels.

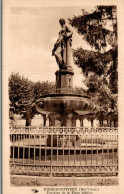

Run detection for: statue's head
[[59, 18, 65, 25]]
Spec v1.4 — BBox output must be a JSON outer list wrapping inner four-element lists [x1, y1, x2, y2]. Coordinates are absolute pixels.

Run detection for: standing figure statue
[[52, 18, 73, 69]]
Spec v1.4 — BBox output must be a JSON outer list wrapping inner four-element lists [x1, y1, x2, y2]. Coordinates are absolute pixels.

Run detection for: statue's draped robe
[[52, 25, 72, 69]]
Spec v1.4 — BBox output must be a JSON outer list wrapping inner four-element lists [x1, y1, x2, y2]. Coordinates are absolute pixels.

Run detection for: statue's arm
[[52, 39, 59, 55]]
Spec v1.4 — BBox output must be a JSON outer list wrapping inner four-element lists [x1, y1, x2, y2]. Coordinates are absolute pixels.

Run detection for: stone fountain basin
[[35, 93, 93, 115]]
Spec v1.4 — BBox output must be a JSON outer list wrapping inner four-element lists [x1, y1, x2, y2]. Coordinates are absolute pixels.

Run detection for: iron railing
[[10, 126, 118, 177]]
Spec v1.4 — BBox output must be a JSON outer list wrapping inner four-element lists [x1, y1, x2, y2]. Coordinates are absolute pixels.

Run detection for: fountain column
[[66, 39, 71, 67], [80, 118, 84, 127], [66, 114, 73, 127]]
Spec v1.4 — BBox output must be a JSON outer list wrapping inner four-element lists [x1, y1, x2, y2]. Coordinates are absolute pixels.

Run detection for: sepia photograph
[[2, 0, 124, 193]]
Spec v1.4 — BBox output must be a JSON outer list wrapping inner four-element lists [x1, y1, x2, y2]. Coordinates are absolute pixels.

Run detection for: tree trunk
[[25, 105, 31, 126], [91, 119, 93, 127]]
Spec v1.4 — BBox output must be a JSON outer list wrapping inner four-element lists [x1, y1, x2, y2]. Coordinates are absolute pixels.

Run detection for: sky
[[3, 5, 96, 87]]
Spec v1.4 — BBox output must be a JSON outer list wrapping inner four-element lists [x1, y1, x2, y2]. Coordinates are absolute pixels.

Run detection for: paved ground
[[10, 175, 118, 186]]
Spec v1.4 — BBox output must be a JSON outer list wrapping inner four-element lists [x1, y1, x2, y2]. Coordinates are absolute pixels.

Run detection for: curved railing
[[10, 126, 118, 177]]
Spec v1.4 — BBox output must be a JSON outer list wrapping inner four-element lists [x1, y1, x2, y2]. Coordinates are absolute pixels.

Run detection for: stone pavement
[[10, 175, 118, 186]]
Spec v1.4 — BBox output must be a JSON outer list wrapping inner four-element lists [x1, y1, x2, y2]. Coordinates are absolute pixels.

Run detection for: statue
[[52, 18, 73, 69]]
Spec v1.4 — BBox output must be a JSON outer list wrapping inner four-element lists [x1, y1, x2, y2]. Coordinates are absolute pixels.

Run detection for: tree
[[33, 81, 55, 100], [69, 6, 118, 120], [73, 86, 87, 95], [9, 73, 56, 126], [9, 73, 34, 126]]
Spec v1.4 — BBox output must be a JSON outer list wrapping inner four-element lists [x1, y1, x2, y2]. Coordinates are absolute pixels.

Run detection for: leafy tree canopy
[[9, 73, 55, 125], [69, 6, 118, 118], [9, 73, 34, 111], [33, 81, 55, 100]]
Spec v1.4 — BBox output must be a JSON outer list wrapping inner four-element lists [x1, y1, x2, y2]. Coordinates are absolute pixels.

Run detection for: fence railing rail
[[10, 126, 118, 177], [10, 126, 118, 134]]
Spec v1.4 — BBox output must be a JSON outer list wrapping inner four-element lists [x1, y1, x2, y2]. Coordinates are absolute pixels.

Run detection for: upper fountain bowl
[[35, 93, 93, 116]]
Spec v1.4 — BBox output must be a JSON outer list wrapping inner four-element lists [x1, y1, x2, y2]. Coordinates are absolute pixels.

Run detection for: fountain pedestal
[[55, 69, 74, 94], [35, 62, 93, 146]]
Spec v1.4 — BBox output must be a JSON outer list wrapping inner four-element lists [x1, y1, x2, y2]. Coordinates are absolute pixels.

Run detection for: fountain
[[35, 18, 93, 146]]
